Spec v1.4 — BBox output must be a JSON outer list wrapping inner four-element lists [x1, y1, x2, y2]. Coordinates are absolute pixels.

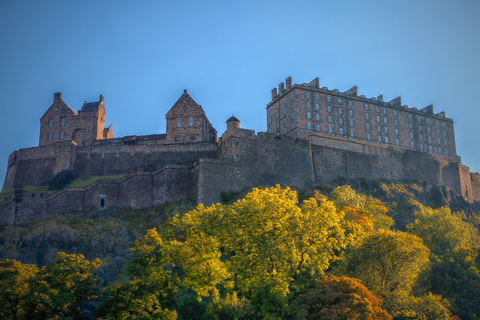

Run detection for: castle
[[1, 77, 479, 225]]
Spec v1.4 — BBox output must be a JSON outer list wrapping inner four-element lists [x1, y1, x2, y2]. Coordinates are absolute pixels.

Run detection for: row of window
[[48, 116, 91, 128], [177, 117, 194, 127]]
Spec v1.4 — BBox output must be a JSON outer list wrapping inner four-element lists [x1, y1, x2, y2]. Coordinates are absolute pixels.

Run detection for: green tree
[[24, 252, 102, 320], [407, 207, 480, 257], [343, 230, 430, 312], [0, 259, 38, 320], [140, 185, 361, 318], [289, 275, 391, 320]]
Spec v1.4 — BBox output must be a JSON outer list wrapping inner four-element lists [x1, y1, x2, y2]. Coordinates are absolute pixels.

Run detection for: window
[[48, 133, 53, 140], [85, 142, 88, 146], [437, 129, 440, 135], [86, 128, 89, 135], [411, 142, 415, 148], [443, 130, 446, 137], [348, 100, 352, 107], [429, 146, 433, 152], [291, 102, 294, 108], [410, 132, 414, 139], [349, 109, 353, 117], [350, 120, 354, 127], [394, 119, 398, 126], [445, 149, 448, 155], [409, 123, 413, 129], [365, 104, 369, 110], [394, 110, 397, 116], [442, 122, 445, 127], [385, 136, 389, 143], [439, 147, 442, 153], [427, 127, 431, 133], [283, 107, 286, 114], [60, 132, 64, 139], [338, 107, 342, 115], [376, 106, 380, 112], [328, 126, 333, 133], [292, 112, 294, 119], [276, 122, 279, 128], [383, 108, 386, 114], [427, 118, 430, 124], [384, 117, 387, 124], [378, 135, 381, 142], [306, 92, 310, 98], [86, 116, 90, 122], [49, 119, 53, 127], [384, 127, 388, 134], [420, 144, 424, 150], [366, 113, 370, 120], [350, 130, 354, 137], [366, 123, 370, 130], [419, 125, 422, 131], [444, 140, 447, 146], [327, 96, 331, 102], [339, 118, 343, 125], [276, 112, 279, 119], [377, 125, 381, 132], [395, 129, 398, 136], [284, 128, 287, 134], [316, 113, 320, 121], [409, 114, 413, 120], [307, 112, 311, 119], [60, 117, 65, 127], [437, 138, 441, 144], [419, 134, 423, 140], [292, 123, 295, 129], [338, 98, 342, 104], [367, 132, 371, 140], [283, 118, 286, 124], [376, 115, 380, 122], [436, 120, 439, 126], [396, 138, 399, 145], [428, 136, 432, 142], [291, 92, 294, 98], [269, 117, 272, 124], [340, 128, 344, 135], [328, 116, 332, 123], [315, 94, 319, 100], [189, 117, 193, 126], [418, 116, 421, 122], [316, 124, 320, 131], [177, 118, 181, 127], [328, 105, 332, 112], [315, 103, 319, 110], [307, 102, 311, 109], [283, 98, 286, 103]]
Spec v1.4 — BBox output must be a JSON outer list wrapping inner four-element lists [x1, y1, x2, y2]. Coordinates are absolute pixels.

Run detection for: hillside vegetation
[[1, 180, 479, 319]]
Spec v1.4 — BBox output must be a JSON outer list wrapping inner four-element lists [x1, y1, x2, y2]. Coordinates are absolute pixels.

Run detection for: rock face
[[0, 180, 478, 286]]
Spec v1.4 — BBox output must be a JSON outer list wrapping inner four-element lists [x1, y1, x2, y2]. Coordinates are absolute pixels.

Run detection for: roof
[[166, 89, 205, 117], [227, 115, 240, 122], [81, 101, 101, 111]]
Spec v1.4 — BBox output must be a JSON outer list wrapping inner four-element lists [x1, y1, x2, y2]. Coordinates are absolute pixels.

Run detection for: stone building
[[39, 93, 113, 147], [267, 77, 457, 163], [1, 81, 479, 225]]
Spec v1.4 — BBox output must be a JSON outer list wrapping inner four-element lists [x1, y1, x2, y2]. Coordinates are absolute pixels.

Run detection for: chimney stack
[[54, 92, 62, 101]]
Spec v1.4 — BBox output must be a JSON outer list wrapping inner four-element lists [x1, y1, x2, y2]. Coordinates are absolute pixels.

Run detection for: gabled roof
[[40, 92, 78, 120], [166, 90, 205, 117]]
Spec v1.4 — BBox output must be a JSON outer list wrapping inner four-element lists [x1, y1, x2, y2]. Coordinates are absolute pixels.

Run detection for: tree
[[290, 275, 391, 320], [24, 252, 102, 320], [138, 185, 362, 318], [0, 259, 38, 320], [343, 230, 430, 312], [407, 206, 480, 257]]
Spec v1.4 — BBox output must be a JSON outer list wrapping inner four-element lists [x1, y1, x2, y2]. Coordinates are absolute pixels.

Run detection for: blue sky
[[1, 0, 480, 186]]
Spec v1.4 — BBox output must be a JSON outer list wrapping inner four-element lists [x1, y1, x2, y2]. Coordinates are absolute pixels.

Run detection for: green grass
[[66, 174, 127, 188], [0, 186, 52, 201]]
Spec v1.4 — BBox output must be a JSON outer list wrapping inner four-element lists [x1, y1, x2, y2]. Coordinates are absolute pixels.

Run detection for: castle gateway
[[1, 78, 479, 225]]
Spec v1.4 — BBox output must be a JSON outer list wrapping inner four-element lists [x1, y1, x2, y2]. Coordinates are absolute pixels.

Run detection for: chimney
[[377, 94, 383, 102], [54, 92, 62, 101], [100, 94, 104, 102], [308, 78, 320, 88], [285, 77, 292, 89], [278, 82, 285, 94], [271, 88, 277, 100]]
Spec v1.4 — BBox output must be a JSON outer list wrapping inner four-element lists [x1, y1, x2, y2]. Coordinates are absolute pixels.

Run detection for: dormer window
[[177, 118, 181, 127]]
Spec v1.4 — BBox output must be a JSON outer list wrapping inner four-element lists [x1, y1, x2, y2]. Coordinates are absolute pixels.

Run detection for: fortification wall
[[3, 136, 216, 190], [471, 172, 480, 202]]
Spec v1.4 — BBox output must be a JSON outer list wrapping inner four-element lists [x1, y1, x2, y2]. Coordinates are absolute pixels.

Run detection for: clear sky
[[1, 0, 479, 186]]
